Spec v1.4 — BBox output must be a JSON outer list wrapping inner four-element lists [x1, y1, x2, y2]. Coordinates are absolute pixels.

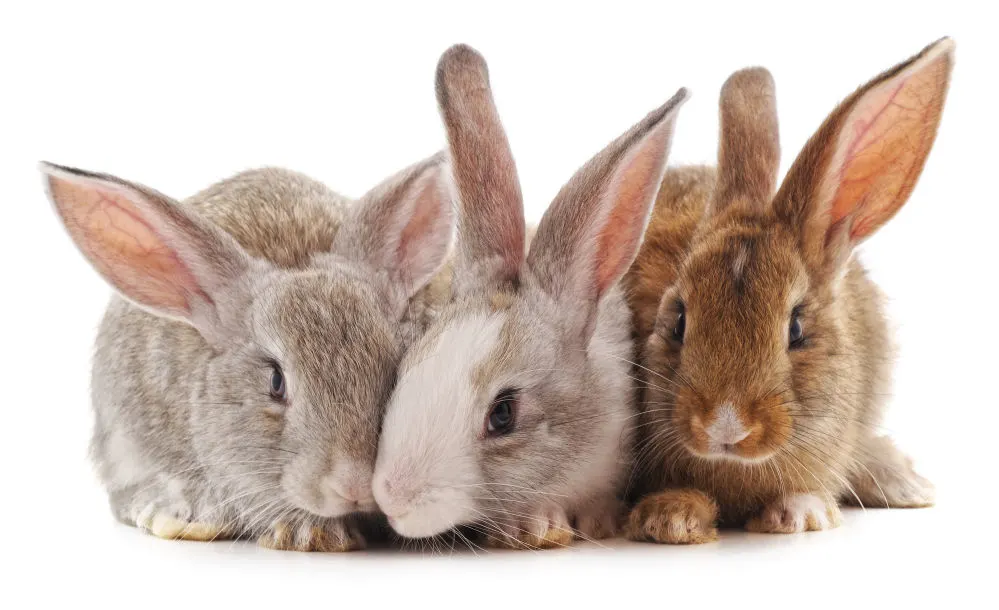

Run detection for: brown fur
[[627, 488, 719, 544], [624, 39, 953, 541]]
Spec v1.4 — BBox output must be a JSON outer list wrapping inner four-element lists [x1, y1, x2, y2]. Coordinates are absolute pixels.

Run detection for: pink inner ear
[[50, 176, 198, 316], [827, 50, 950, 242], [396, 175, 444, 271], [595, 128, 670, 294], [388, 168, 451, 289]]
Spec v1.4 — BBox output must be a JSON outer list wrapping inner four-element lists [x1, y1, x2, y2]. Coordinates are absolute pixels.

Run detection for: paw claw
[[574, 508, 619, 542], [134, 504, 228, 542], [747, 493, 841, 534], [258, 519, 365, 552], [625, 489, 719, 545], [486, 507, 575, 550]]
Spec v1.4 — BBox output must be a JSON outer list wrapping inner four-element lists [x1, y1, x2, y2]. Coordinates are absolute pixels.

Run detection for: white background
[[1, 1, 995, 607]]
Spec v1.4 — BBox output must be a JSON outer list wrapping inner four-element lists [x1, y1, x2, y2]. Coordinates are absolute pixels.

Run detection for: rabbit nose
[[325, 460, 375, 506], [706, 403, 750, 447], [372, 471, 418, 518]]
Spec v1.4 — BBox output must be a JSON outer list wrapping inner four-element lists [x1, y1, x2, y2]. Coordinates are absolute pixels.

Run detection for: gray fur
[[44, 158, 453, 550], [372, 45, 687, 548]]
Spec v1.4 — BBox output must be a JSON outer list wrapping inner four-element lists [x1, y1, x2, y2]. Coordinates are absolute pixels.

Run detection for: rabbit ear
[[333, 153, 454, 313], [41, 162, 253, 344], [527, 89, 688, 342], [773, 38, 954, 274], [436, 44, 525, 294], [715, 67, 780, 213]]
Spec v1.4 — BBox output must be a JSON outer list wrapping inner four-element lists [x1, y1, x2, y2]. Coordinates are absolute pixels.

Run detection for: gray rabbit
[[373, 45, 687, 549], [42, 155, 453, 551]]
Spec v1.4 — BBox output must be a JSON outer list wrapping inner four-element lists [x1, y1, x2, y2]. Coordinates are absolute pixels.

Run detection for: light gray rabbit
[[42, 155, 454, 551], [372, 45, 688, 549]]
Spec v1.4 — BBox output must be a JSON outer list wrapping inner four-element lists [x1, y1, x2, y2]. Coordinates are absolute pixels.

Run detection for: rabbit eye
[[486, 389, 518, 436], [671, 301, 686, 344], [789, 307, 805, 349], [269, 364, 287, 402]]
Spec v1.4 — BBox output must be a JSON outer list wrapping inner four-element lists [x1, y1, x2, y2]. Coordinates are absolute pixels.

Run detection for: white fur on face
[[373, 310, 505, 539], [706, 402, 749, 454]]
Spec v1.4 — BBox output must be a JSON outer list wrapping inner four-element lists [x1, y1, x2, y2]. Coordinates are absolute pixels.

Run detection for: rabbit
[[622, 38, 954, 544], [371, 44, 688, 550], [41, 153, 454, 551]]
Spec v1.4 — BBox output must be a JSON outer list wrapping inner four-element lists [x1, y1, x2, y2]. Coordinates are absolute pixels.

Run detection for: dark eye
[[269, 364, 287, 402], [486, 389, 518, 436], [671, 301, 686, 344], [789, 308, 805, 349]]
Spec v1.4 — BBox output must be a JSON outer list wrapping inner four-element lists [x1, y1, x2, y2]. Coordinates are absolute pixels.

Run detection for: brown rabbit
[[623, 38, 954, 543]]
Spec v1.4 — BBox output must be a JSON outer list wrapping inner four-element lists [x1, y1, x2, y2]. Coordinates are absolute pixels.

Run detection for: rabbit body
[[45, 156, 454, 551], [624, 40, 953, 543]]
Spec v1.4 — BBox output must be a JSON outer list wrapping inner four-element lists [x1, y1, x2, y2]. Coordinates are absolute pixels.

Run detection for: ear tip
[[428, 149, 448, 166], [922, 36, 956, 65], [38, 161, 103, 184], [440, 43, 486, 66], [38, 161, 83, 195], [436, 43, 489, 90], [892, 37, 955, 87], [654, 88, 690, 122], [930, 36, 956, 54], [671, 87, 691, 105], [39, 160, 69, 177], [721, 67, 776, 98]]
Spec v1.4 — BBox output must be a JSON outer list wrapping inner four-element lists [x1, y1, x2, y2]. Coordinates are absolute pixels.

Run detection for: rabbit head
[[638, 38, 954, 478]]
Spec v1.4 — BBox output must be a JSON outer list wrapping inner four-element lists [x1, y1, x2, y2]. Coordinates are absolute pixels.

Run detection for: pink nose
[[706, 403, 750, 447], [708, 426, 750, 445], [326, 460, 374, 505], [372, 471, 419, 517]]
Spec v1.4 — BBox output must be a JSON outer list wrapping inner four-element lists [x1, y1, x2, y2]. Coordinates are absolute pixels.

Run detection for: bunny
[[371, 44, 688, 550], [42, 154, 454, 551], [623, 38, 954, 544]]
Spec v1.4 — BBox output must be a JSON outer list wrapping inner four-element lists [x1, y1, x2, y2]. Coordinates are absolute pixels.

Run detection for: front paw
[[746, 493, 842, 534], [486, 505, 574, 550], [625, 489, 719, 544], [258, 517, 366, 552], [573, 500, 622, 542], [133, 503, 230, 542]]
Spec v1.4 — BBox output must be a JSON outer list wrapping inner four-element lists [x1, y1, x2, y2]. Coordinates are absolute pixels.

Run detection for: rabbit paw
[[258, 517, 366, 552], [487, 505, 574, 550], [875, 470, 935, 508], [573, 500, 622, 542], [625, 489, 719, 544], [746, 493, 842, 534], [133, 502, 229, 542]]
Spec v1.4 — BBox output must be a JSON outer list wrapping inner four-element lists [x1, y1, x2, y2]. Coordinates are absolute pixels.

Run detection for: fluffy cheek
[[747, 394, 794, 455], [671, 388, 707, 453], [372, 393, 485, 539], [640, 336, 688, 442], [191, 357, 288, 487]]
